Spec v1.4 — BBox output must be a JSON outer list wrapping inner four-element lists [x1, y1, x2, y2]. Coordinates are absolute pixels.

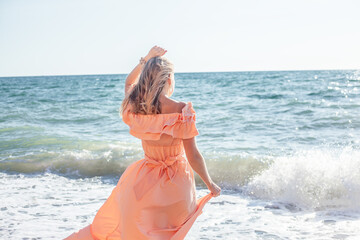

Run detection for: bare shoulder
[[160, 97, 186, 114]]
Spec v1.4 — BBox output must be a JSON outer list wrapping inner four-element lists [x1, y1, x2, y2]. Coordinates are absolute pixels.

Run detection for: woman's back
[[123, 100, 198, 156], [125, 98, 187, 147]]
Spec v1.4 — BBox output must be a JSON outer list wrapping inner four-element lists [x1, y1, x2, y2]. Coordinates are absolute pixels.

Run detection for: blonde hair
[[120, 56, 174, 115]]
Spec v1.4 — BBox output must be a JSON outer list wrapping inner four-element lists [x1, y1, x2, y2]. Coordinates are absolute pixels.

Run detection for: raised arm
[[183, 137, 221, 197], [124, 45, 167, 95]]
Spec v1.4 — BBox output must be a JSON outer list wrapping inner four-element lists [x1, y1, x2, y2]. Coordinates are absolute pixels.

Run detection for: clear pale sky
[[0, 0, 359, 77]]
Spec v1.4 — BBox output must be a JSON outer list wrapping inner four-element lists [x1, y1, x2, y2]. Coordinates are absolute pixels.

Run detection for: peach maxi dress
[[64, 101, 213, 240]]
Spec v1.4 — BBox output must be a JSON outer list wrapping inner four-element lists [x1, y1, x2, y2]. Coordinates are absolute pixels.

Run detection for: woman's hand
[[144, 45, 167, 61], [207, 181, 221, 197]]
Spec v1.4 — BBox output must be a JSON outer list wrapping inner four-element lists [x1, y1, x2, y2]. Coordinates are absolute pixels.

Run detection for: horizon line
[[0, 68, 359, 78]]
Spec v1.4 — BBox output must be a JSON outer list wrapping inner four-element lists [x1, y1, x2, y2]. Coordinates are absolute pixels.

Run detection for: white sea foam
[[2, 172, 360, 240], [246, 147, 360, 210]]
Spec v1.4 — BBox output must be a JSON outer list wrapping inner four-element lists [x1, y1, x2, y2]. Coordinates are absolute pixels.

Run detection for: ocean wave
[[245, 147, 360, 211], [0, 141, 143, 177], [0, 142, 269, 181], [1, 140, 360, 210]]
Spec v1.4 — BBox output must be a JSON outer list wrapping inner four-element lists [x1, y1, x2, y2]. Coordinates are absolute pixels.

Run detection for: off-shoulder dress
[[64, 101, 213, 240]]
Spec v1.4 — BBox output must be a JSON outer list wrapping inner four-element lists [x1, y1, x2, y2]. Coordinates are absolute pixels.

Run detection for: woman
[[64, 45, 221, 240]]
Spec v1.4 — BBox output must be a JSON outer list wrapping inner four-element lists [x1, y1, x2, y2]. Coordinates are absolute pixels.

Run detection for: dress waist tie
[[133, 151, 185, 201]]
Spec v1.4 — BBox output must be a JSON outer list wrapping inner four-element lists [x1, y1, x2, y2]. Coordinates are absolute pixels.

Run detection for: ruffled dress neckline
[[122, 101, 199, 140]]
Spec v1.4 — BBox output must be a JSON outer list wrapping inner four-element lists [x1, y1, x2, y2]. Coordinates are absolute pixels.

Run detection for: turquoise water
[[1, 70, 360, 239], [1, 70, 359, 177]]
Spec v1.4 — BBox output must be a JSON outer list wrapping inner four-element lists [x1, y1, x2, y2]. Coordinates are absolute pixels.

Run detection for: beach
[[1, 70, 360, 239]]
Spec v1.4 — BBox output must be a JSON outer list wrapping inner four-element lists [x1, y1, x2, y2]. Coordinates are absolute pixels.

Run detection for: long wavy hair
[[120, 56, 174, 115]]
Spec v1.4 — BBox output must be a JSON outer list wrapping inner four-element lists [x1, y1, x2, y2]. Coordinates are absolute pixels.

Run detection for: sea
[[1, 70, 360, 239]]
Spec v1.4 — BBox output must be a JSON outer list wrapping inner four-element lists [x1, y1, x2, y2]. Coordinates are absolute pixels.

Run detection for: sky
[[0, 0, 359, 77]]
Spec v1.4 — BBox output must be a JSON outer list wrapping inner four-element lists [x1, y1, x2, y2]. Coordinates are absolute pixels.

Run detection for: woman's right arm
[[183, 137, 221, 197]]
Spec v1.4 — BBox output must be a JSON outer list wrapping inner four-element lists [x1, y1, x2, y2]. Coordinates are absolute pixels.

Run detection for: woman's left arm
[[124, 46, 167, 95]]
